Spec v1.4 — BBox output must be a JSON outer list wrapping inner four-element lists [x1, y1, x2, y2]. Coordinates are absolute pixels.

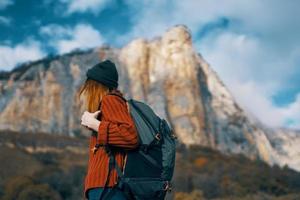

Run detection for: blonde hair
[[77, 78, 110, 112]]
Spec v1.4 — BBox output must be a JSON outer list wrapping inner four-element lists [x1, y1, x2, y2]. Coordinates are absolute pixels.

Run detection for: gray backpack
[[99, 93, 177, 200]]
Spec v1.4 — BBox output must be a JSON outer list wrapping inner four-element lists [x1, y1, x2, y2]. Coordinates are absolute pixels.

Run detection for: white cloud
[[119, 0, 300, 129], [0, 39, 45, 71], [0, 0, 13, 10], [120, 0, 300, 129], [282, 94, 300, 129], [232, 82, 281, 126], [40, 23, 104, 54], [60, 0, 111, 15], [40, 24, 72, 37], [228, 80, 299, 129], [197, 30, 300, 129], [122, 0, 299, 47], [0, 16, 11, 25], [197, 32, 289, 90]]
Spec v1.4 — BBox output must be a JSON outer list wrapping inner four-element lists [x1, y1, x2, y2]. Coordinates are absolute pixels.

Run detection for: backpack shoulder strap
[[106, 92, 127, 103], [106, 93, 130, 113]]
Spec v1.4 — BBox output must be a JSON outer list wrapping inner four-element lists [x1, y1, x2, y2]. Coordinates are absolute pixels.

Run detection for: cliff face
[[0, 25, 299, 171]]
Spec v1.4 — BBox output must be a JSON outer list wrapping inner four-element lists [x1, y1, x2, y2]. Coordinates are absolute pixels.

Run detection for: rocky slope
[[0, 25, 299, 171]]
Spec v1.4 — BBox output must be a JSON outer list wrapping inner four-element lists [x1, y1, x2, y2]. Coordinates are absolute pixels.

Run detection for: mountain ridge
[[0, 25, 299, 171]]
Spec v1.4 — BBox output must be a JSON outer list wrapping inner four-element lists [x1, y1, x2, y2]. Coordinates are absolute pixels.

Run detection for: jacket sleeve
[[96, 95, 139, 149]]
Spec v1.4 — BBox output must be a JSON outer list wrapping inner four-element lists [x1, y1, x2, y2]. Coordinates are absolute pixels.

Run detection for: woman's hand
[[81, 110, 101, 132]]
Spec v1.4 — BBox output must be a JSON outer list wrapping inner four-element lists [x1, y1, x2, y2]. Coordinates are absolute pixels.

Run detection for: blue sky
[[0, 0, 299, 129]]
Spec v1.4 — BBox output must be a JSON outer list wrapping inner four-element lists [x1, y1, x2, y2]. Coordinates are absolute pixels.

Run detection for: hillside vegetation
[[0, 131, 300, 200]]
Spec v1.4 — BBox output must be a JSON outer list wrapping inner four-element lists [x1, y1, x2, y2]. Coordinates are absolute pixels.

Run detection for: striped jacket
[[83, 89, 139, 199]]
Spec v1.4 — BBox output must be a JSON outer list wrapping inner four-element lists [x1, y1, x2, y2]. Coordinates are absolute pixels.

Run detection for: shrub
[[18, 183, 62, 200], [1, 176, 34, 200]]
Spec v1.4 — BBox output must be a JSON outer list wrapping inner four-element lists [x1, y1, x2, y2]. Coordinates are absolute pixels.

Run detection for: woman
[[78, 60, 139, 200]]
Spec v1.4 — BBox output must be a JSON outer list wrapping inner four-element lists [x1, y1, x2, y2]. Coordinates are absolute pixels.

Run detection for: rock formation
[[0, 25, 299, 171]]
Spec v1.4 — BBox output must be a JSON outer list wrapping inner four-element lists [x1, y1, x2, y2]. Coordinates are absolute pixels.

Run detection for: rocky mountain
[[0, 25, 299, 171]]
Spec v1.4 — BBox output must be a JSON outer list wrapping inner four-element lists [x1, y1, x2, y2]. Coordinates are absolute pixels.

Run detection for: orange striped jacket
[[83, 89, 139, 199]]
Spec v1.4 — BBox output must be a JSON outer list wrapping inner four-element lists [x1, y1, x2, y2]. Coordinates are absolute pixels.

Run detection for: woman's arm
[[96, 95, 139, 149]]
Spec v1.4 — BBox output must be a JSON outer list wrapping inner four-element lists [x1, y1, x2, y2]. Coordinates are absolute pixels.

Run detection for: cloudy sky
[[0, 0, 299, 129]]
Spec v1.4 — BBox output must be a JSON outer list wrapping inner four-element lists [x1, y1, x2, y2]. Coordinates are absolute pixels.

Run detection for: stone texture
[[0, 25, 300, 171]]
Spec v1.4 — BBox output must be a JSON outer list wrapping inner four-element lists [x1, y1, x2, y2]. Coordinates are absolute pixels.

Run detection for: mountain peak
[[0, 25, 299, 171]]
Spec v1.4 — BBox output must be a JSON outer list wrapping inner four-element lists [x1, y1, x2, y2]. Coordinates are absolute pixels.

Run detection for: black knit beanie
[[86, 59, 119, 89]]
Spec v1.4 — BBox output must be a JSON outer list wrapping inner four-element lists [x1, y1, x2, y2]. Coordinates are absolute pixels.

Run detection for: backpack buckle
[[163, 181, 172, 192], [91, 143, 107, 154], [171, 133, 177, 140], [91, 143, 101, 154], [155, 133, 161, 141]]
